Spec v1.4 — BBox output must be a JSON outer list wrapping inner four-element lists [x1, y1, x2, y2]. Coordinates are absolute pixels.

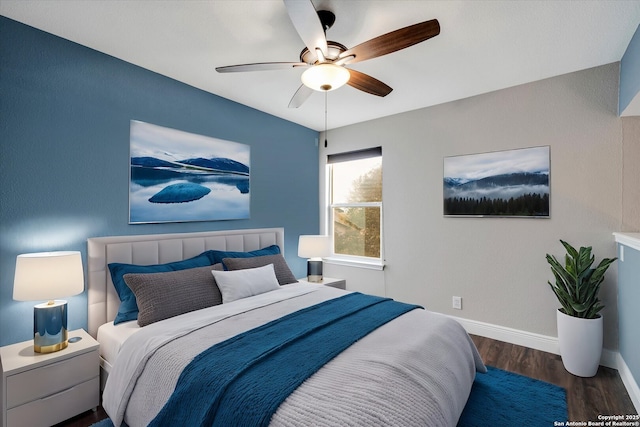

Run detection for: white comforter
[[103, 284, 485, 427]]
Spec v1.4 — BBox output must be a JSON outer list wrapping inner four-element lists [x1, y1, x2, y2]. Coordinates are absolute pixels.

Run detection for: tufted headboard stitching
[[87, 228, 285, 338]]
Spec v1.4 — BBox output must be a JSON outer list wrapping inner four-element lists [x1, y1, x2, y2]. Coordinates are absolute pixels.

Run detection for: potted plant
[[546, 240, 616, 377]]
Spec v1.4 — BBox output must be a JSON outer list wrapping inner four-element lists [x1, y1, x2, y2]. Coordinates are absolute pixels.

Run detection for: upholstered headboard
[[87, 228, 285, 338]]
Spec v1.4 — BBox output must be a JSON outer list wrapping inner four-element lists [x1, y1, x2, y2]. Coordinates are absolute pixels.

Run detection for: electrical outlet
[[452, 296, 462, 310]]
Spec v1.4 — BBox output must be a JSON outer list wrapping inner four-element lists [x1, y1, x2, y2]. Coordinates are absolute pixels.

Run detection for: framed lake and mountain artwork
[[443, 146, 550, 218], [129, 121, 250, 224]]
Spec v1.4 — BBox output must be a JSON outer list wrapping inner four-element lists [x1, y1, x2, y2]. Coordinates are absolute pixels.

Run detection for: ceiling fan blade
[[216, 62, 308, 73], [339, 19, 440, 65], [347, 69, 393, 97], [288, 84, 314, 108], [284, 0, 328, 63]]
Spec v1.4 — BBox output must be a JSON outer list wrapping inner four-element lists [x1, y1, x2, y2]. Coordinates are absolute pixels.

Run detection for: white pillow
[[211, 263, 280, 303]]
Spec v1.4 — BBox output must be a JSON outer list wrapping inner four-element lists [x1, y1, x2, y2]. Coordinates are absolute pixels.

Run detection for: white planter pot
[[557, 309, 603, 377]]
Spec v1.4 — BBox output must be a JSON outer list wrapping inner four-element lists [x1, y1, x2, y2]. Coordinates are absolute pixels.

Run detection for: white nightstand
[[298, 277, 346, 290], [1, 329, 100, 427]]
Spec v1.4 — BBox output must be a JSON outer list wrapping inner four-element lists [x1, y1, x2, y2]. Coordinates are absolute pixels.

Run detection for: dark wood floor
[[53, 406, 107, 427], [57, 335, 636, 426], [470, 335, 637, 421]]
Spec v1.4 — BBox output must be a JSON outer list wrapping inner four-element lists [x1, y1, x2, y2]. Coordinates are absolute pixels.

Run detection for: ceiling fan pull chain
[[324, 91, 328, 148]]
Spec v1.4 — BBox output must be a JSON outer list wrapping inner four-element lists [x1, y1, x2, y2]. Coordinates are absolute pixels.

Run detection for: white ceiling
[[2, 1, 639, 131]]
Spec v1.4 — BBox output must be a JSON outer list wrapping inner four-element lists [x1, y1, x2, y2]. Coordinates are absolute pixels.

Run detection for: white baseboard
[[448, 315, 639, 413], [617, 353, 640, 413], [448, 315, 618, 368]]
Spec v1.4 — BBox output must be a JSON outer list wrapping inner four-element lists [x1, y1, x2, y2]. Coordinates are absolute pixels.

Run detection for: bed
[[87, 228, 485, 427]]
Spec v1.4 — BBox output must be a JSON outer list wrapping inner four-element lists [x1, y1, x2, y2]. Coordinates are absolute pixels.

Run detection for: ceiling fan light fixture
[[301, 63, 350, 92]]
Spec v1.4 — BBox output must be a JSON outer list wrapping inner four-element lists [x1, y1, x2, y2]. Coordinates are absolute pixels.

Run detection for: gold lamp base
[[35, 339, 68, 353]]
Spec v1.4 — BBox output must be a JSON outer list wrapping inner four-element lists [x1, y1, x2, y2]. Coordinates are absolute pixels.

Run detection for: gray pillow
[[123, 265, 222, 327], [222, 254, 298, 285]]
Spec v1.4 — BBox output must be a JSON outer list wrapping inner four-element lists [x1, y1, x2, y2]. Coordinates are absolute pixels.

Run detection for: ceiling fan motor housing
[[299, 41, 347, 64]]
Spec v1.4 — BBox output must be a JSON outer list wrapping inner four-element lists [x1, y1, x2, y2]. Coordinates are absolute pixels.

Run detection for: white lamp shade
[[298, 235, 332, 258], [301, 64, 350, 92], [13, 251, 84, 301]]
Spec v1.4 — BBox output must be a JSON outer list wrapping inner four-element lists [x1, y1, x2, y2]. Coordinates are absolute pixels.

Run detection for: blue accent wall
[[620, 24, 640, 114], [617, 243, 640, 390], [0, 17, 319, 346]]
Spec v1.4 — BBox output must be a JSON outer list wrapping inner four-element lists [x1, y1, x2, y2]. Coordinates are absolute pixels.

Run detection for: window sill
[[324, 257, 385, 271]]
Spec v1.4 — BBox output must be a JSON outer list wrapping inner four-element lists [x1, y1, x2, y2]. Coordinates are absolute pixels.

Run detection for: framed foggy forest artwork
[[129, 121, 250, 223], [443, 146, 550, 217]]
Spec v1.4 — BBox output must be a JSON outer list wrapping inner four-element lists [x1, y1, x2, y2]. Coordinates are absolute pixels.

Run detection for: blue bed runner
[[149, 292, 421, 427]]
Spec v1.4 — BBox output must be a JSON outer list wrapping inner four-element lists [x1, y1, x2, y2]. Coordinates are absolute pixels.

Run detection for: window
[[328, 148, 382, 265]]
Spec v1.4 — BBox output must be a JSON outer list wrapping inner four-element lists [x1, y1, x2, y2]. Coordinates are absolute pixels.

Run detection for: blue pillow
[[108, 252, 213, 324], [209, 244, 281, 266]]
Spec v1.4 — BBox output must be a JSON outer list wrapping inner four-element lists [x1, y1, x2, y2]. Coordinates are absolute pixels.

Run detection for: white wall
[[321, 63, 640, 352]]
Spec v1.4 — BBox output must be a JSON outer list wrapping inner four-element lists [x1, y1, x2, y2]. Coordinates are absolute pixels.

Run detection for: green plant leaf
[[547, 254, 574, 292], [560, 240, 578, 259], [545, 240, 616, 319], [548, 280, 574, 316]]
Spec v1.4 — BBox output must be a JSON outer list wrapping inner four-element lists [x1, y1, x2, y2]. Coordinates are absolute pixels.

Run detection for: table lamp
[[298, 235, 331, 283], [13, 251, 84, 353]]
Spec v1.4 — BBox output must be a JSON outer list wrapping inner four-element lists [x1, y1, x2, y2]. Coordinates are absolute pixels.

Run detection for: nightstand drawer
[[6, 376, 99, 427], [6, 349, 98, 408]]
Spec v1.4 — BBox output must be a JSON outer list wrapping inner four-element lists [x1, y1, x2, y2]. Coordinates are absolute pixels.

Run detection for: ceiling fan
[[215, 0, 440, 108]]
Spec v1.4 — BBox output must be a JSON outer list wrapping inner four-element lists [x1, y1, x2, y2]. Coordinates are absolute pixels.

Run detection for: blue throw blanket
[[149, 292, 421, 427]]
